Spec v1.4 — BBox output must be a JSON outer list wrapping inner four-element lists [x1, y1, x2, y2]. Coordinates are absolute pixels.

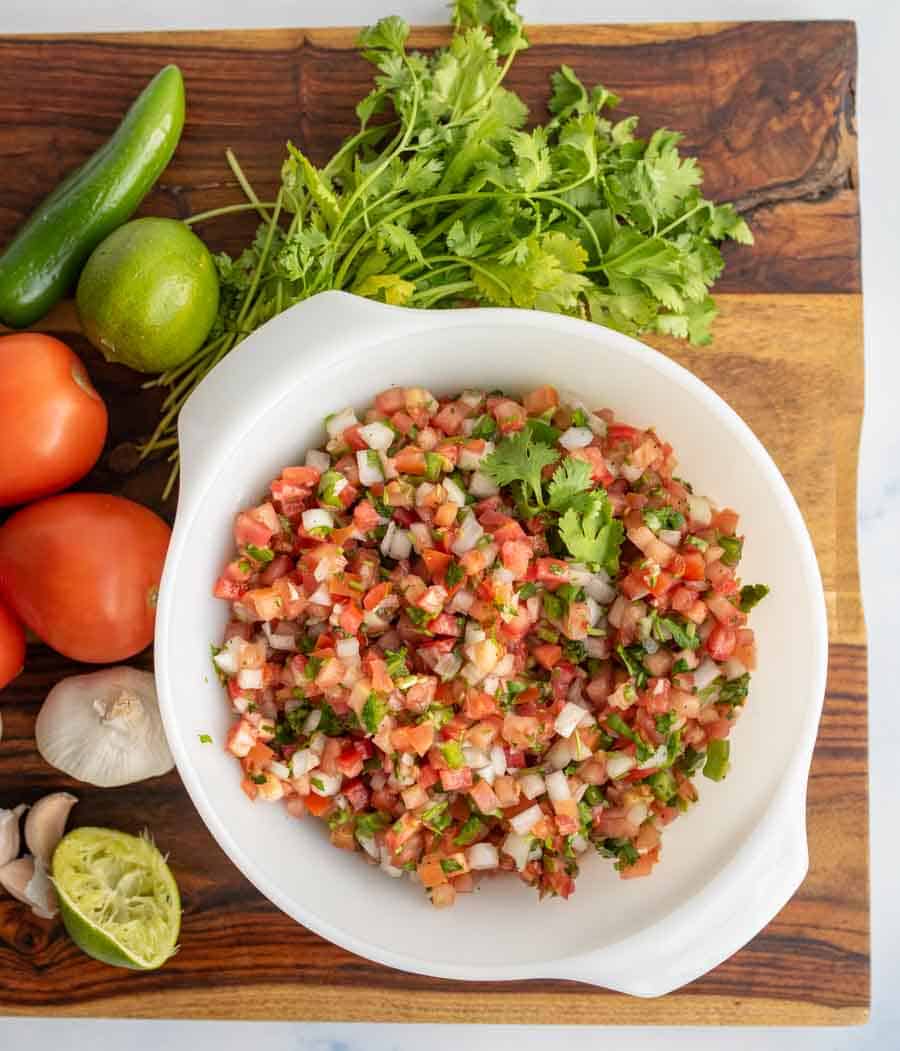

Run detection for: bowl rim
[[155, 291, 828, 994]]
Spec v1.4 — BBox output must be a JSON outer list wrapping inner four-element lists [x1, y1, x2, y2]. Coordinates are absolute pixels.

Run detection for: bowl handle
[[541, 785, 810, 996], [174, 291, 435, 513]]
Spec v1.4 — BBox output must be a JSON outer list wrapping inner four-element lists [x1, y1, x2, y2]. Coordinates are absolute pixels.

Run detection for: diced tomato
[[337, 746, 365, 778], [439, 767, 474, 791], [422, 548, 451, 583], [375, 388, 405, 414], [429, 613, 461, 637], [501, 540, 532, 577], [339, 603, 364, 635], [352, 500, 382, 532], [706, 592, 746, 628], [394, 447, 427, 475], [569, 446, 613, 486], [463, 691, 499, 719], [620, 847, 660, 879], [533, 643, 562, 670], [418, 855, 448, 888], [363, 581, 392, 611], [562, 602, 590, 641], [706, 623, 737, 660], [523, 386, 559, 415], [491, 399, 527, 433], [607, 424, 639, 445], [469, 779, 501, 813], [711, 508, 740, 534], [234, 511, 274, 548], [535, 558, 569, 584], [245, 741, 274, 772], [213, 576, 245, 601], [433, 402, 466, 435], [707, 559, 739, 596]]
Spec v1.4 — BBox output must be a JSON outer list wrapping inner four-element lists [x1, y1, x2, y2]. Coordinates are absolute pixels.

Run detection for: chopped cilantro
[[654, 711, 676, 735], [245, 544, 274, 564], [362, 692, 389, 734], [310, 776, 326, 791], [199, 734, 213, 744], [678, 746, 705, 776], [249, 773, 268, 785], [719, 673, 751, 706], [616, 643, 649, 688], [718, 534, 743, 566], [642, 506, 685, 533], [655, 616, 700, 650], [422, 800, 452, 833], [583, 784, 604, 807], [440, 739, 465, 768], [446, 561, 465, 587], [441, 858, 464, 874], [739, 583, 770, 612], [517, 582, 538, 600], [563, 639, 587, 663], [383, 646, 409, 679], [685, 534, 708, 551], [318, 470, 345, 508], [648, 769, 677, 802], [471, 414, 497, 440], [453, 815, 486, 846], [424, 451, 444, 481], [406, 606, 434, 629], [355, 811, 389, 839]]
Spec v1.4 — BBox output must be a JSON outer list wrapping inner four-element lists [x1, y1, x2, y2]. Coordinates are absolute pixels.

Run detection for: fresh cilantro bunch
[[482, 434, 624, 572], [142, 0, 752, 495]]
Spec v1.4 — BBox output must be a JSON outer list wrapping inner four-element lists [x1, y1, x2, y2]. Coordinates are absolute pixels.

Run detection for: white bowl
[[155, 291, 827, 996]]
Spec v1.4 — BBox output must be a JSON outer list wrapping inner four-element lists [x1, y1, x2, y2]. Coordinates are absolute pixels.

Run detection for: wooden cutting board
[[0, 20, 867, 1024]]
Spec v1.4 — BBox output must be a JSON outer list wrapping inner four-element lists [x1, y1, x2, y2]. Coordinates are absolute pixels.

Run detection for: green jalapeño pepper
[[0, 65, 184, 328]]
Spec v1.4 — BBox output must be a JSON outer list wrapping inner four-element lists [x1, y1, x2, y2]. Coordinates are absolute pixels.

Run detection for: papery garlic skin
[[36, 667, 173, 787]]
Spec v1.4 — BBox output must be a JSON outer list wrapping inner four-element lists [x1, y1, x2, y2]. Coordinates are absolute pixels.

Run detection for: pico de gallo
[[211, 385, 769, 907]]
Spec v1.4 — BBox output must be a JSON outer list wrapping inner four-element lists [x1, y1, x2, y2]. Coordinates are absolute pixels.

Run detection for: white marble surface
[[3, 0, 898, 1047]]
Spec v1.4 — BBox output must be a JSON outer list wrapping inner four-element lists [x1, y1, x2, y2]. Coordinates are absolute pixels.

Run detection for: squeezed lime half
[[51, 826, 180, 971]]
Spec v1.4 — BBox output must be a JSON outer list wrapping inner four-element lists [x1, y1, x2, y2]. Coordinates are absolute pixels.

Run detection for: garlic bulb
[[0, 804, 27, 868], [0, 855, 58, 919], [36, 667, 173, 787], [25, 792, 78, 866]]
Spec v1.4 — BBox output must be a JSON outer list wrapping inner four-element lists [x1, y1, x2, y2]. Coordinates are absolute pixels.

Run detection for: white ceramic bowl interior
[[155, 291, 827, 996]]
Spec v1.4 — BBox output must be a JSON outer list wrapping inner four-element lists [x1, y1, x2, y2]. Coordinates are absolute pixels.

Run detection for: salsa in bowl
[[155, 291, 826, 993]]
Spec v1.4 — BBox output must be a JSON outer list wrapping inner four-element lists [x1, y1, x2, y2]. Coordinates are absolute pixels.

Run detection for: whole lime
[[76, 217, 219, 373]]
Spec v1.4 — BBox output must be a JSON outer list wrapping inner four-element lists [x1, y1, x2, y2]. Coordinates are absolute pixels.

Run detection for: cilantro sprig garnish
[[482, 430, 623, 570], [143, 0, 753, 498]]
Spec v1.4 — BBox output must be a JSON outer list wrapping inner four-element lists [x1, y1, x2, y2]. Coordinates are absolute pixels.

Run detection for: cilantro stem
[[412, 280, 476, 306], [595, 201, 708, 273], [184, 201, 280, 226], [226, 148, 275, 222], [236, 191, 284, 328]]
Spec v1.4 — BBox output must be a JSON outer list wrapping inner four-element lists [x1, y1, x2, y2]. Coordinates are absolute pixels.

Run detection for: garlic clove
[[0, 804, 27, 868], [0, 855, 58, 917], [25, 792, 78, 866]]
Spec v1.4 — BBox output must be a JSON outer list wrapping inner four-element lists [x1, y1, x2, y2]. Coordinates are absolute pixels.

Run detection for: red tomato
[[0, 334, 108, 506], [707, 623, 738, 660], [0, 599, 25, 689], [0, 493, 170, 662]]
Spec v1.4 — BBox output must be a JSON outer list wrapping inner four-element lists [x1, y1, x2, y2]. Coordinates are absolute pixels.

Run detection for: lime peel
[[52, 826, 180, 971]]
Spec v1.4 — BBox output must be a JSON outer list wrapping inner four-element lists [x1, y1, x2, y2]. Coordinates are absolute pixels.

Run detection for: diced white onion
[[359, 421, 395, 451], [688, 494, 712, 526], [519, 772, 546, 799], [627, 802, 650, 825], [545, 769, 571, 802], [451, 511, 484, 555], [267, 760, 291, 780], [724, 657, 748, 680], [326, 407, 358, 438], [303, 709, 322, 734], [460, 661, 483, 685], [585, 573, 616, 604], [469, 470, 499, 498], [621, 462, 644, 483], [379, 451, 398, 480], [554, 701, 585, 739], [379, 844, 404, 877], [434, 652, 463, 681], [606, 753, 637, 779], [443, 475, 467, 506], [463, 746, 489, 769], [302, 508, 334, 532], [336, 637, 360, 661], [559, 427, 593, 450], [493, 653, 515, 678], [464, 617, 485, 643], [356, 450, 384, 486], [310, 771, 342, 797], [459, 441, 494, 471], [546, 737, 573, 771], [510, 804, 543, 836], [290, 749, 320, 777], [585, 637, 607, 660], [309, 731, 327, 755], [502, 831, 533, 871], [390, 529, 413, 561], [263, 623, 298, 652], [490, 744, 507, 777], [477, 763, 496, 785], [237, 668, 263, 690], [305, 449, 331, 472], [408, 521, 432, 552], [357, 834, 380, 859], [567, 563, 592, 586], [309, 582, 331, 606], [587, 413, 607, 437], [570, 833, 590, 854], [659, 528, 682, 547], [213, 637, 243, 676], [482, 675, 499, 696], [639, 744, 668, 770], [466, 843, 499, 870], [694, 657, 720, 691], [459, 389, 484, 409], [380, 521, 397, 557], [448, 588, 475, 613], [586, 596, 602, 627], [415, 481, 436, 507]]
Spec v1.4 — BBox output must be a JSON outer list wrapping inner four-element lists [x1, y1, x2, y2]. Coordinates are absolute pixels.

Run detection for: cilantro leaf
[[642, 506, 685, 533], [557, 490, 624, 571], [547, 456, 593, 511], [482, 430, 558, 507]]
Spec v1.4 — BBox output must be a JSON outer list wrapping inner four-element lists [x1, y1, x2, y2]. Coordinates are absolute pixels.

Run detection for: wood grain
[[0, 19, 866, 1024]]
